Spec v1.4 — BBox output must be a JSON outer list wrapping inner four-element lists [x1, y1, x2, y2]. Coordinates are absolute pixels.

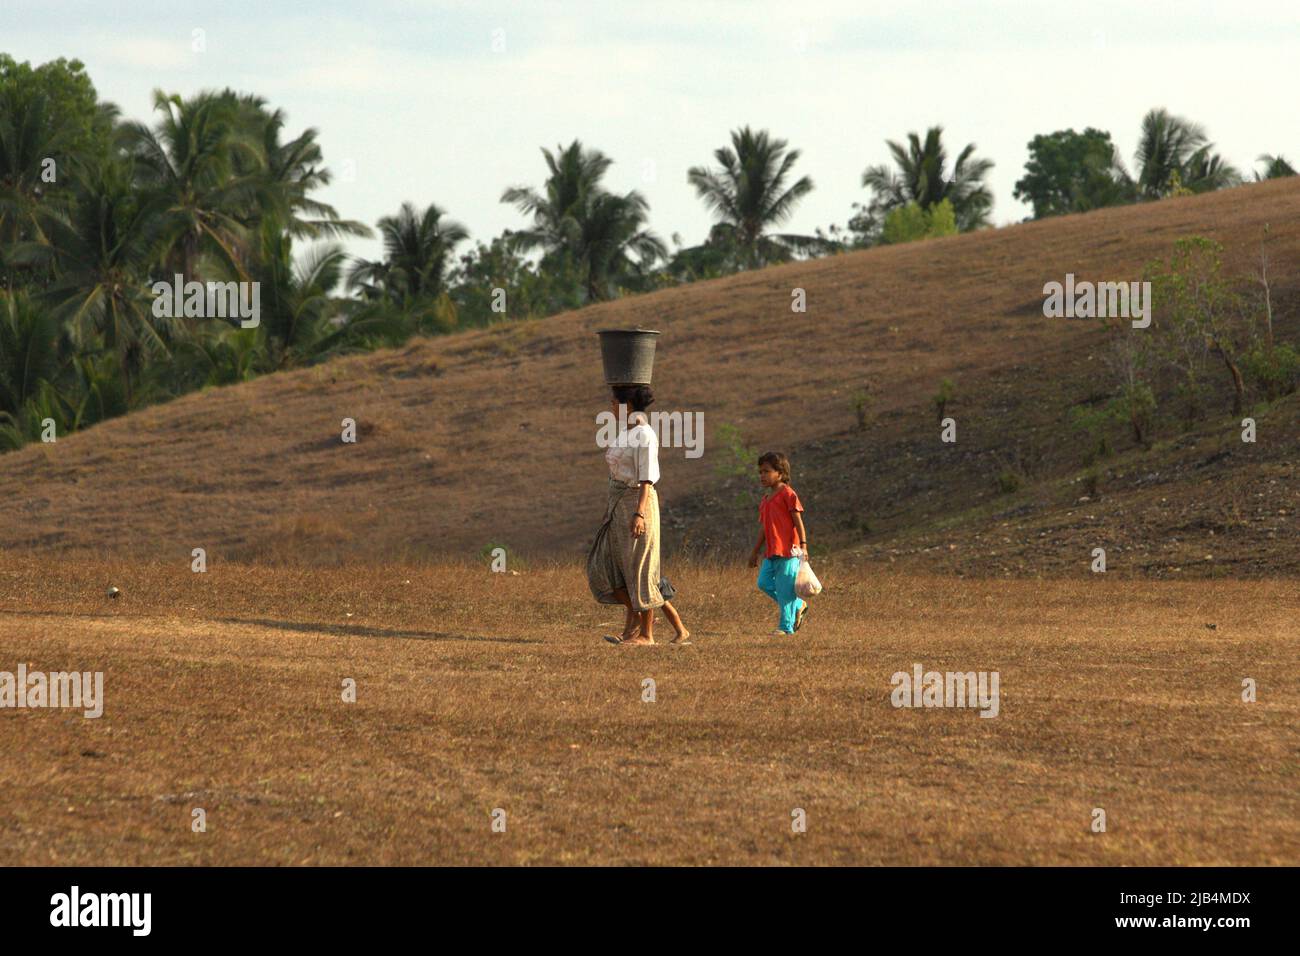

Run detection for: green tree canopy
[[880, 199, 957, 245], [1013, 128, 1134, 218]]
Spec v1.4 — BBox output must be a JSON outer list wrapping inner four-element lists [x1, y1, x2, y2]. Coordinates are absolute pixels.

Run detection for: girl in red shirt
[[747, 451, 809, 635]]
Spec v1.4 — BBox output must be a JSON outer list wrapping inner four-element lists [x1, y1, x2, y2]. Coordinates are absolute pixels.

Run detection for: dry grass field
[[2, 183, 1297, 867], [2, 554, 1296, 866]]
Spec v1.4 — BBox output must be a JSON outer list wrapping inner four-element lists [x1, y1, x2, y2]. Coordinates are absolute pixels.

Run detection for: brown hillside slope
[[1, 179, 1297, 574]]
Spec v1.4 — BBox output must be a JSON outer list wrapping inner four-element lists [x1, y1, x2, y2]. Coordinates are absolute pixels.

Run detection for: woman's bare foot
[[618, 634, 655, 645], [669, 629, 691, 645]]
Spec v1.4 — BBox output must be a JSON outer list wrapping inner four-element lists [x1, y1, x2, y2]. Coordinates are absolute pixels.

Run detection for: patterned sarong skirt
[[586, 477, 665, 611]]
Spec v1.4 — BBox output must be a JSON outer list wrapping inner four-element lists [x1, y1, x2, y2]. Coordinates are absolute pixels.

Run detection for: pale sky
[[6, 0, 1298, 263]]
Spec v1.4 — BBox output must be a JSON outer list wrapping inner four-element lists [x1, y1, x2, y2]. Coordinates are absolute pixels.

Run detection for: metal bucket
[[597, 328, 660, 385]]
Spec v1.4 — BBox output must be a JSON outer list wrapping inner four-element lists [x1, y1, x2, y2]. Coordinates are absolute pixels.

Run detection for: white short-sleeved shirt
[[605, 411, 660, 485]]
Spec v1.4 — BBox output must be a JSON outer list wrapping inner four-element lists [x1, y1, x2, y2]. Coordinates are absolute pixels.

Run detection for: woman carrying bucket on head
[[586, 330, 689, 646]]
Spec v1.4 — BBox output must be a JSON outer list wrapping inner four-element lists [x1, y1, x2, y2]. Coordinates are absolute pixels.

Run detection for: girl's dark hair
[[611, 384, 655, 413], [758, 451, 791, 482]]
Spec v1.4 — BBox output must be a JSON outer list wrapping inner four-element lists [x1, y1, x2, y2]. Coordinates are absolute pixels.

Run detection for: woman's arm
[[631, 480, 652, 536]]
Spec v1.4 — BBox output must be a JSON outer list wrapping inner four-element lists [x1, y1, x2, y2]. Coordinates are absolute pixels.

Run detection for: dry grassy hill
[[2, 179, 1298, 575]]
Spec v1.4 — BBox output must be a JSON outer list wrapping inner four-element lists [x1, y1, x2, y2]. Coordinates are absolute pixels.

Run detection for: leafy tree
[[862, 126, 994, 232], [1145, 237, 1248, 419], [687, 126, 819, 269], [662, 226, 744, 281], [1013, 128, 1134, 218], [0, 56, 117, 290], [449, 230, 582, 327], [0, 55, 114, 162], [1241, 225, 1299, 400], [1242, 339, 1300, 402], [1099, 323, 1157, 446], [880, 198, 957, 245], [1067, 401, 1116, 460]]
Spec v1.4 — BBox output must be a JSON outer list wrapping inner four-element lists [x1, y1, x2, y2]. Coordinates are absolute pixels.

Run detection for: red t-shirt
[[759, 483, 804, 558]]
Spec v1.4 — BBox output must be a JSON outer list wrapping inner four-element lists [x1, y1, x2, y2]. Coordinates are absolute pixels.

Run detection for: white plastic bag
[[794, 550, 822, 599]]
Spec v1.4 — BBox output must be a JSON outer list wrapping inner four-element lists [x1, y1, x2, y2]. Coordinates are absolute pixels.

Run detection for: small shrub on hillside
[[713, 422, 761, 513], [880, 199, 958, 245], [992, 441, 1043, 495], [1116, 381, 1157, 445], [932, 378, 955, 423], [1243, 341, 1300, 402], [1239, 225, 1298, 401], [712, 422, 757, 480], [1069, 402, 1115, 460], [852, 387, 872, 430]]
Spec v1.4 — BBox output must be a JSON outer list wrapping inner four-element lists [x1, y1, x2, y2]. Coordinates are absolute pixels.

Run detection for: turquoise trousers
[[757, 556, 807, 633]]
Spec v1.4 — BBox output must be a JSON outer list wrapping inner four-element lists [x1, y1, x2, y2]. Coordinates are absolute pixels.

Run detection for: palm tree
[[229, 92, 370, 242], [1134, 109, 1205, 198], [347, 201, 468, 304], [29, 158, 175, 402], [0, 290, 64, 418], [1254, 154, 1297, 180], [502, 140, 665, 299], [1132, 108, 1239, 198], [861, 126, 994, 232], [688, 126, 818, 268], [66, 351, 128, 428], [0, 86, 81, 286], [1183, 146, 1241, 193], [171, 325, 262, 388], [571, 189, 666, 299], [255, 229, 350, 368], [123, 90, 261, 280], [501, 141, 611, 255]]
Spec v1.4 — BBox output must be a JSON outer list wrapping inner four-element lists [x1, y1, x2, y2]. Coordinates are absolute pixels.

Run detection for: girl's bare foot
[[669, 629, 691, 645], [619, 634, 655, 645]]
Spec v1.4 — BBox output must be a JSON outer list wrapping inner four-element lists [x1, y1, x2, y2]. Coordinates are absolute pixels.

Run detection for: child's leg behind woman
[[661, 600, 689, 643]]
